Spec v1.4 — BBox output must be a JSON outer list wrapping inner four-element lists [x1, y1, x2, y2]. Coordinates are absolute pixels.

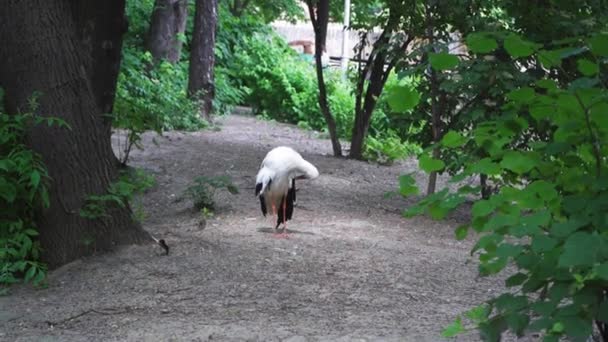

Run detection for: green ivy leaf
[[466, 33, 498, 53], [558, 232, 601, 267], [429, 52, 459, 70], [576, 59, 599, 76], [588, 33, 608, 57], [504, 34, 536, 58], [418, 154, 445, 172], [386, 85, 421, 112], [398, 174, 419, 196], [441, 130, 466, 148], [442, 317, 465, 337]]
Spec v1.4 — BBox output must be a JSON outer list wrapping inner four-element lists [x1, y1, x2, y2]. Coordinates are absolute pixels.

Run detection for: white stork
[[255, 146, 319, 237]]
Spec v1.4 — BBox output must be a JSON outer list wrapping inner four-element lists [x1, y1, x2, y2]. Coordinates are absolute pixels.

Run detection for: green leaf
[[538, 49, 563, 68], [24, 265, 36, 283], [465, 304, 490, 323], [595, 263, 608, 281], [471, 158, 501, 175], [386, 85, 421, 112], [418, 154, 445, 172], [472, 200, 495, 218], [500, 151, 536, 174], [455, 225, 468, 240], [504, 34, 536, 58], [550, 218, 588, 238], [588, 33, 608, 57], [507, 87, 535, 103], [429, 52, 459, 70], [576, 59, 599, 76], [531, 235, 558, 253], [466, 33, 498, 53], [506, 313, 529, 336], [441, 130, 466, 148], [442, 317, 465, 337], [30, 170, 41, 188], [505, 273, 528, 287], [558, 232, 601, 267], [0, 179, 17, 203], [562, 316, 592, 339], [398, 174, 419, 196]]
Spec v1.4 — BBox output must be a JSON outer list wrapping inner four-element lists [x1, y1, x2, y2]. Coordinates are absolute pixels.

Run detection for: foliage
[[401, 30, 608, 341], [115, 0, 209, 165], [0, 98, 69, 290], [80, 168, 156, 221], [184, 175, 239, 211]]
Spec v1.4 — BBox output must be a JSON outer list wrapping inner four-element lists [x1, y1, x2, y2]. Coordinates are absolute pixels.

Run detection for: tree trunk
[[349, 5, 408, 160], [0, 0, 150, 269], [70, 0, 129, 129], [425, 1, 441, 196], [146, 0, 188, 63], [188, 0, 218, 121], [306, 0, 342, 157]]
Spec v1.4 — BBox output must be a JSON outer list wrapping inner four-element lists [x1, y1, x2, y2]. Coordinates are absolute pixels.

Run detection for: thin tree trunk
[[0, 0, 150, 268], [306, 0, 342, 157], [349, 8, 410, 160], [188, 0, 218, 121], [425, 1, 441, 195], [146, 0, 188, 63]]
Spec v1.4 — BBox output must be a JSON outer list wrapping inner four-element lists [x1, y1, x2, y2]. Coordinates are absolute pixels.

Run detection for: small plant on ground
[[80, 168, 155, 221], [184, 175, 239, 211]]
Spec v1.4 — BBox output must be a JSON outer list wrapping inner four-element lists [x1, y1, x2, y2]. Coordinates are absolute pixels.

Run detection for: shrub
[[184, 175, 239, 211], [0, 96, 67, 290]]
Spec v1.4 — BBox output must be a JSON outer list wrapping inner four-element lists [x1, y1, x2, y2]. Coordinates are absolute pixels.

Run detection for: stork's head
[[255, 167, 275, 196]]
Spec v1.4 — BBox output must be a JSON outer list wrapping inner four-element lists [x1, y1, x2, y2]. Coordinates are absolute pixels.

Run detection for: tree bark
[[70, 0, 128, 127], [425, 0, 442, 196], [349, 7, 410, 160], [0, 0, 150, 268], [306, 0, 342, 157], [188, 0, 218, 121], [146, 0, 188, 64]]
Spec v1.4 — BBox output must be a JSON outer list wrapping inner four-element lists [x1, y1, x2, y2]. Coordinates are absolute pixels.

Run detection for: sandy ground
[[0, 115, 526, 341]]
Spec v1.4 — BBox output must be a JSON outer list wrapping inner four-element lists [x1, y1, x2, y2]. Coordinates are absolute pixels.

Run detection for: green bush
[[0, 97, 67, 290], [402, 32, 608, 341], [184, 175, 239, 211]]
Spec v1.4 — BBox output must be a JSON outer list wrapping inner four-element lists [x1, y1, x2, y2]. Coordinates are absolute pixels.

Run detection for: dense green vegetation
[[392, 1, 608, 340], [0, 96, 65, 290]]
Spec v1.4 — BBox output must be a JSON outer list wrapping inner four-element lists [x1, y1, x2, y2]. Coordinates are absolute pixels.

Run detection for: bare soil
[[1, 115, 522, 341]]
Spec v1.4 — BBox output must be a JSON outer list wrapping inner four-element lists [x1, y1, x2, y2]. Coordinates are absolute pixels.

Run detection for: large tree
[[146, 0, 189, 63], [188, 0, 219, 121], [0, 0, 150, 268]]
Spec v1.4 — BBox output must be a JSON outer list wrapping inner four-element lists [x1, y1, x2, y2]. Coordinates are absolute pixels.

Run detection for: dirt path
[[1, 115, 517, 341]]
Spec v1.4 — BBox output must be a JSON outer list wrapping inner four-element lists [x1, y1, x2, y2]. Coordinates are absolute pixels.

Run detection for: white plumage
[[255, 146, 319, 236]]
